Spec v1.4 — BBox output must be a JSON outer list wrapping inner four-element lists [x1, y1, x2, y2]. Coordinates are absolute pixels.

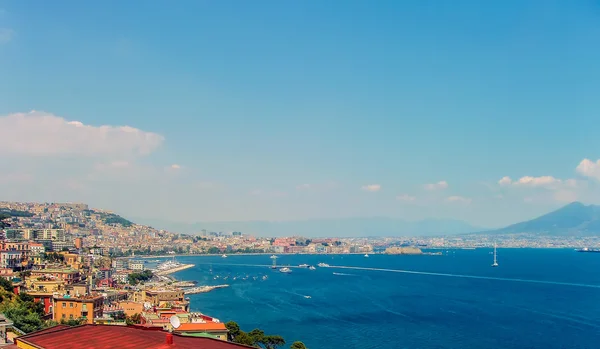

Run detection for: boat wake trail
[[327, 265, 600, 289], [208, 262, 600, 289], [332, 272, 355, 276]]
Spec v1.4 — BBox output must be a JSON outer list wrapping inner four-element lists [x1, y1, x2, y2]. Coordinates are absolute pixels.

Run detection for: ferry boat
[[576, 247, 600, 253], [279, 267, 292, 273], [317, 263, 330, 267]]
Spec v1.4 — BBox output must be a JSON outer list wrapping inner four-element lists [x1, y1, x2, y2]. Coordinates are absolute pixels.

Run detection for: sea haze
[[167, 249, 600, 349], [134, 217, 484, 237]]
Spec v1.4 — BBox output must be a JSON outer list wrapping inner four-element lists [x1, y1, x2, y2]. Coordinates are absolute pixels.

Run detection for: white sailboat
[[491, 242, 498, 267]]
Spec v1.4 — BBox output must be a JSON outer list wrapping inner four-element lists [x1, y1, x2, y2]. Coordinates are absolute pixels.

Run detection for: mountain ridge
[[483, 201, 600, 236]]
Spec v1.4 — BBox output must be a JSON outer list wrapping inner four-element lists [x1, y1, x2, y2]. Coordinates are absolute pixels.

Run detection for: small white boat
[[279, 267, 292, 273], [298, 264, 309, 268], [317, 263, 330, 267], [364, 254, 369, 258], [270, 255, 278, 259], [222, 254, 227, 258], [308, 266, 316, 270], [262, 275, 268, 280], [492, 242, 499, 267], [304, 295, 311, 299]]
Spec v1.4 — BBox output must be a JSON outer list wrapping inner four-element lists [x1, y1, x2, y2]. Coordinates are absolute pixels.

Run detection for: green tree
[[225, 321, 241, 340], [291, 342, 307, 349], [125, 313, 142, 325], [0, 278, 13, 293], [264, 335, 285, 349], [0, 213, 11, 229], [60, 318, 86, 326]]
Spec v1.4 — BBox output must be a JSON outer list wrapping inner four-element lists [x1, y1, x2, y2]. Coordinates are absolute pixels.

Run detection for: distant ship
[[576, 247, 600, 253], [270, 255, 278, 259], [279, 267, 292, 273], [364, 254, 369, 258], [308, 266, 316, 270], [221, 254, 227, 258], [491, 242, 498, 267]]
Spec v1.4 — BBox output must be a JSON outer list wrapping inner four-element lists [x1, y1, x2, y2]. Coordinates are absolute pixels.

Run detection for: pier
[[183, 284, 229, 295], [154, 263, 195, 276]]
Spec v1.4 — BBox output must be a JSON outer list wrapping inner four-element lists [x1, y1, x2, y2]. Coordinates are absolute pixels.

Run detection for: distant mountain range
[[134, 202, 600, 237], [483, 202, 600, 236], [133, 216, 484, 238]]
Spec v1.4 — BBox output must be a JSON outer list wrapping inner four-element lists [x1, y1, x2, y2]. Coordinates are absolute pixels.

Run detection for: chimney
[[166, 332, 174, 345]]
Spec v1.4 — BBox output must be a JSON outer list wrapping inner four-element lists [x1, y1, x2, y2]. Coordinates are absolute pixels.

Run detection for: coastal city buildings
[[1, 200, 600, 347]]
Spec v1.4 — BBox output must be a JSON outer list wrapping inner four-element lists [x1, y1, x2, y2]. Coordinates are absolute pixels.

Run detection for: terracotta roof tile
[[15, 324, 251, 349]]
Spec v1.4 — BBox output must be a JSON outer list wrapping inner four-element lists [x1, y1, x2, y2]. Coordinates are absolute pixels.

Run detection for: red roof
[[176, 322, 228, 331], [15, 324, 252, 349]]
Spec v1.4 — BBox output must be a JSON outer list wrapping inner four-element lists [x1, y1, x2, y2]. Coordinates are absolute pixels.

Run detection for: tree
[[263, 335, 285, 349], [0, 213, 11, 229], [0, 278, 13, 293], [290, 342, 307, 349], [125, 313, 142, 325], [60, 318, 86, 326], [225, 321, 241, 340]]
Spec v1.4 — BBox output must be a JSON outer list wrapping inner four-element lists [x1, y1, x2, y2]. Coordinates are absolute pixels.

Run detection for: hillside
[[487, 202, 600, 236]]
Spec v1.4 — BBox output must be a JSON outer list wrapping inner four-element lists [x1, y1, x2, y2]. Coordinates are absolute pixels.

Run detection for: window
[[69, 314, 73, 319], [62, 303, 66, 308], [62, 314, 66, 319], [69, 303, 73, 308]]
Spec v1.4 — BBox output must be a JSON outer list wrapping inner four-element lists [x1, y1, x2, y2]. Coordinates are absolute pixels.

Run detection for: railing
[[11, 325, 27, 336]]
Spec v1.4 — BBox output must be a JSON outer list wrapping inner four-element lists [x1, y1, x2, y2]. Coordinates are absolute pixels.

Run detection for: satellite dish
[[143, 302, 151, 310], [169, 315, 181, 330]]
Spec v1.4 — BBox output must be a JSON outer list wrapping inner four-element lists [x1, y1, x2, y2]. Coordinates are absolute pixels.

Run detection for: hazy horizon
[[2, 1, 600, 229]]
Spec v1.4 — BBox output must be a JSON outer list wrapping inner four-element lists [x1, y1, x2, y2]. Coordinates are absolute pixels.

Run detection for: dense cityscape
[[0, 200, 598, 348]]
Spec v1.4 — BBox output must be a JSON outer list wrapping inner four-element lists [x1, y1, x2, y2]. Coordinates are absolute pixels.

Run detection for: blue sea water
[[166, 249, 600, 349]]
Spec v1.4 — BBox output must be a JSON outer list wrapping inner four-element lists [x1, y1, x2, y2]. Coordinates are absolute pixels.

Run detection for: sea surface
[[163, 249, 600, 349]]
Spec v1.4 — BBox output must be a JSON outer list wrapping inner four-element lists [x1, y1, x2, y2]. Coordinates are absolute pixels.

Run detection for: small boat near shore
[[279, 267, 292, 273]]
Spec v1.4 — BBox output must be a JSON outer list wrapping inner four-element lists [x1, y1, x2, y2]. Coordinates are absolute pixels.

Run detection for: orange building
[[31, 268, 81, 285], [59, 252, 82, 270], [74, 238, 83, 249], [52, 295, 104, 324], [118, 301, 144, 317]]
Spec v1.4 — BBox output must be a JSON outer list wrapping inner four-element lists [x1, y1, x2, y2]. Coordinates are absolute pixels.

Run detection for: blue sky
[[1, 0, 600, 228]]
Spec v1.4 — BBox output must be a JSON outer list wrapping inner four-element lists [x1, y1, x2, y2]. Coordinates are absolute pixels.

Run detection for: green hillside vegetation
[[0, 209, 34, 218], [0, 278, 47, 333], [92, 211, 134, 227]]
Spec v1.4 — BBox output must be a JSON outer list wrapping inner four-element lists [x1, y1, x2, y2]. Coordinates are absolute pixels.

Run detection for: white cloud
[[0, 28, 13, 44], [0, 111, 164, 157], [424, 181, 448, 191], [396, 194, 416, 202], [296, 184, 311, 190], [576, 158, 600, 181], [514, 176, 561, 187], [498, 176, 512, 186], [446, 196, 472, 204], [361, 184, 381, 192]]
